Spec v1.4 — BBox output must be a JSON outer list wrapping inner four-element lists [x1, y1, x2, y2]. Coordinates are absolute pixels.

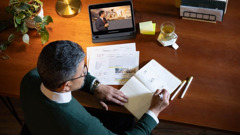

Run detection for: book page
[[120, 77, 152, 119], [134, 59, 181, 94]]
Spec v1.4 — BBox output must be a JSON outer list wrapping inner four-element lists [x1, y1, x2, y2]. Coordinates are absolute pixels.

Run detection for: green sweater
[[20, 68, 157, 135]]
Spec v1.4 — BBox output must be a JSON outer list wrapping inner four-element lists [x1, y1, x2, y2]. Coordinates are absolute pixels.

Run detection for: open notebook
[[120, 59, 181, 119]]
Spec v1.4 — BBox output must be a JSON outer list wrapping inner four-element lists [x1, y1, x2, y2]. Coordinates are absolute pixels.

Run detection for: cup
[[160, 21, 176, 41]]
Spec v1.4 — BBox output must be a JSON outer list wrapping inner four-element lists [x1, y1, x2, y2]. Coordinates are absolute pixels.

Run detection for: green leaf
[[43, 16, 53, 25], [33, 4, 40, 11], [22, 33, 30, 44], [20, 22, 28, 34], [9, 0, 18, 5], [16, 12, 26, 24], [18, 12, 26, 19], [0, 44, 7, 51], [39, 23, 45, 29], [34, 16, 42, 23], [21, 0, 31, 3], [13, 6, 22, 14], [16, 17, 22, 24], [1, 55, 10, 60], [8, 34, 15, 42], [39, 29, 49, 44], [13, 16, 18, 27], [35, 0, 43, 7], [19, 3, 30, 10]]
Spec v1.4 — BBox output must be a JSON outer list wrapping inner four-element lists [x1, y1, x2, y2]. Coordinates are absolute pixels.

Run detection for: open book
[[120, 59, 181, 119]]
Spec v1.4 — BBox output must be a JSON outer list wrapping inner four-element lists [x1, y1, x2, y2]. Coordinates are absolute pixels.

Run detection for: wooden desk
[[1, 0, 240, 133]]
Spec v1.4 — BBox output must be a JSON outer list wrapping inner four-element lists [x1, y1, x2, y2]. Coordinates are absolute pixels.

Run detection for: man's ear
[[61, 81, 71, 92]]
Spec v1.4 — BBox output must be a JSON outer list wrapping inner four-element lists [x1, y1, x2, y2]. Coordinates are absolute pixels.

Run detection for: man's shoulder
[[22, 68, 41, 83], [20, 68, 42, 93]]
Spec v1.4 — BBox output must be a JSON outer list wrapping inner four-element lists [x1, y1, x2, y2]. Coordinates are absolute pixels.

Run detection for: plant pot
[[25, 7, 44, 29]]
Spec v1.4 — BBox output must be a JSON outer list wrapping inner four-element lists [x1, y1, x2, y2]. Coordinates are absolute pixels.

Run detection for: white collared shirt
[[40, 83, 159, 123], [40, 83, 72, 103]]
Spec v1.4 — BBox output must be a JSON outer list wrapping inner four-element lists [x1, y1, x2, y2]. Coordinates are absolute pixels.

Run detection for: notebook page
[[120, 76, 152, 119], [134, 59, 181, 94]]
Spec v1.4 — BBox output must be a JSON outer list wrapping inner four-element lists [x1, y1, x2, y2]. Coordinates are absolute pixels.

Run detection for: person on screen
[[95, 10, 109, 31], [20, 40, 170, 135]]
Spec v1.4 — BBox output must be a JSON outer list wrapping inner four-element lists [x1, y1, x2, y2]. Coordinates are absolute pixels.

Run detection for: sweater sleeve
[[72, 108, 158, 135], [122, 113, 158, 135], [80, 72, 96, 94]]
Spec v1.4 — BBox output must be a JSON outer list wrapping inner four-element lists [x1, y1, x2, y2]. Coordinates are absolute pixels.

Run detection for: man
[[95, 10, 109, 31], [20, 40, 170, 135]]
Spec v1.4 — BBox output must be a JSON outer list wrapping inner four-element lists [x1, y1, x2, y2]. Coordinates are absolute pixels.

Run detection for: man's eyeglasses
[[58, 65, 88, 88]]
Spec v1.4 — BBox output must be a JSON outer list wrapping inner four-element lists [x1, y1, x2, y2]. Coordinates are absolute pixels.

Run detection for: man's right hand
[[104, 23, 109, 27], [149, 89, 170, 117]]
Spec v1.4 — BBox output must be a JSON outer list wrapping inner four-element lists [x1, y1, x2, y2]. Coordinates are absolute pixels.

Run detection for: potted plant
[[0, 0, 53, 55]]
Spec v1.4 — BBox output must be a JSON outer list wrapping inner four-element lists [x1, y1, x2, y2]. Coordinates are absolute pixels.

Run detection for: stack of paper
[[87, 43, 139, 85], [139, 21, 156, 35]]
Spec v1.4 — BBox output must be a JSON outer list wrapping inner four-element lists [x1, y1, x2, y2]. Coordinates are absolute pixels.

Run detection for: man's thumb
[[99, 101, 108, 111]]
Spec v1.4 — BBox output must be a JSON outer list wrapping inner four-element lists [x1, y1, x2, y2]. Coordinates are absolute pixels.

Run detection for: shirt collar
[[40, 83, 72, 103]]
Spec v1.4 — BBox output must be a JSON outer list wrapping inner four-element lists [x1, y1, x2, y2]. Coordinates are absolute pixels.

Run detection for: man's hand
[[149, 89, 170, 117], [104, 23, 109, 27], [94, 84, 128, 111]]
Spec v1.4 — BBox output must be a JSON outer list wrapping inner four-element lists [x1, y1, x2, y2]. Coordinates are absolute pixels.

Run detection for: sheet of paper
[[139, 21, 154, 34], [120, 76, 152, 119], [89, 51, 139, 85], [134, 59, 181, 94], [141, 23, 156, 35], [87, 43, 136, 67]]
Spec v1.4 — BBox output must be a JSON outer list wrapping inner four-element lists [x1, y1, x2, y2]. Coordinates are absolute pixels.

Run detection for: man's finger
[[114, 90, 128, 100], [113, 94, 128, 103], [99, 101, 108, 111], [161, 89, 170, 100], [109, 97, 124, 106], [154, 89, 162, 96]]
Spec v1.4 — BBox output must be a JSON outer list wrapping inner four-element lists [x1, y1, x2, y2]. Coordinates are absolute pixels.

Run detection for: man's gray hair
[[37, 40, 85, 90]]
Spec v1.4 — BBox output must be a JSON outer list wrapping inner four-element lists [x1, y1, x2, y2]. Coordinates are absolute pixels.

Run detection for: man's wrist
[[90, 79, 101, 93], [147, 110, 159, 124], [149, 108, 160, 117]]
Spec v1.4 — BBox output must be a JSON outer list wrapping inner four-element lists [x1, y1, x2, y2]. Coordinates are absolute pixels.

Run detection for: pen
[[152, 92, 163, 100], [171, 80, 187, 101], [181, 76, 193, 99], [159, 93, 163, 100]]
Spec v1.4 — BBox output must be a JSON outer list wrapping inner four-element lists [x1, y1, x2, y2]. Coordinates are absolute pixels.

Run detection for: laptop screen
[[89, 1, 135, 35]]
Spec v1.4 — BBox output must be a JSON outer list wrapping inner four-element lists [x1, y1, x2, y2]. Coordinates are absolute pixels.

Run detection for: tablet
[[88, 1, 136, 43]]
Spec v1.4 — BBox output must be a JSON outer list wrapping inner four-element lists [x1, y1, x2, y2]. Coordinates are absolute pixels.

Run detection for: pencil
[[181, 76, 193, 99], [171, 80, 187, 101]]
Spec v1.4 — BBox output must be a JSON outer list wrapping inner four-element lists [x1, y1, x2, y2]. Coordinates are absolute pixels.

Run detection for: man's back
[[20, 68, 113, 135]]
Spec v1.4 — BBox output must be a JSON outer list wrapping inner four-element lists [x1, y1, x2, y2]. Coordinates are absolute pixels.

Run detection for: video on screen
[[90, 5, 133, 32]]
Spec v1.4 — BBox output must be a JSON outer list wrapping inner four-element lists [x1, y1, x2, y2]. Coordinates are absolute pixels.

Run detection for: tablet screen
[[89, 1, 135, 35]]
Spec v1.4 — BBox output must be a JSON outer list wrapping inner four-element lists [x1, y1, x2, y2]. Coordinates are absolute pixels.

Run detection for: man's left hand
[[94, 84, 128, 111]]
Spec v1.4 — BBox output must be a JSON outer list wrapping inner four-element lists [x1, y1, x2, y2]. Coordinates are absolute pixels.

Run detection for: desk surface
[[0, 0, 240, 133]]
